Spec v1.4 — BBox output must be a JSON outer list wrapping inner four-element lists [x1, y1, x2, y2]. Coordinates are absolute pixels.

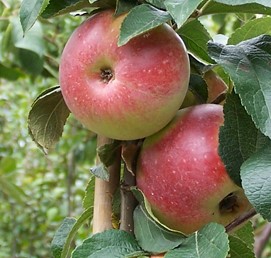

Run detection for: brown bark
[[92, 136, 121, 234], [120, 165, 137, 234]]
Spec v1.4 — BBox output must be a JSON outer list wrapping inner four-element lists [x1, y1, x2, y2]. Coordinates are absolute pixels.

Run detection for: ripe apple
[[59, 10, 190, 140], [136, 104, 252, 234]]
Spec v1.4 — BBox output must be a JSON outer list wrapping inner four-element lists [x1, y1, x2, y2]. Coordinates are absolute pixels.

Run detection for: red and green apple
[[136, 104, 252, 234], [59, 10, 190, 140]]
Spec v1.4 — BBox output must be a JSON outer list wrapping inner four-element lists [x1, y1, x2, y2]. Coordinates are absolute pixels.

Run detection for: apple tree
[[19, 0, 271, 257]]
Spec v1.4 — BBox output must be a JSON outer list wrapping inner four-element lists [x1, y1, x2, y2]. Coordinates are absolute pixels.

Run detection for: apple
[[203, 70, 228, 104], [150, 254, 165, 258], [136, 104, 251, 234], [59, 10, 190, 140]]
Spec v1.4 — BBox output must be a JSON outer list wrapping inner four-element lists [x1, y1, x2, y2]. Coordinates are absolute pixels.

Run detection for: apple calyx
[[219, 192, 239, 214], [100, 67, 114, 83]]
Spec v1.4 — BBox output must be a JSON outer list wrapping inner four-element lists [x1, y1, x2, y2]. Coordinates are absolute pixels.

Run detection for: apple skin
[[203, 70, 228, 103], [150, 254, 165, 258], [136, 104, 252, 234], [59, 10, 190, 140]]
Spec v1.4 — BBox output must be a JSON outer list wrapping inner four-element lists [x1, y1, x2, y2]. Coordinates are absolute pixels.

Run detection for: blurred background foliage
[[0, 0, 270, 257], [0, 1, 96, 257]]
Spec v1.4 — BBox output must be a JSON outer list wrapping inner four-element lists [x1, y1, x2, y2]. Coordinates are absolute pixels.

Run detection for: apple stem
[[225, 208, 257, 233], [120, 165, 137, 234], [92, 136, 121, 234]]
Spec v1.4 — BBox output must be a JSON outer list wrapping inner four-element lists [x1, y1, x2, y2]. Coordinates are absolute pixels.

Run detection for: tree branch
[[92, 136, 121, 234], [120, 165, 137, 234], [254, 222, 271, 258], [225, 209, 257, 233]]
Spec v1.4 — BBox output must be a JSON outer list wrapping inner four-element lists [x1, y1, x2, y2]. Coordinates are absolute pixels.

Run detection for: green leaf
[[229, 17, 271, 45], [165, 223, 229, 258], [51, 208, 93, 258], [90, 140, 121, 180], [188, 74, 208, 104], [118, 4, 171, 46], [97, 140, 122, 168], [229, 236, 255, 258], [134, 205, 185, 253], [146, 0, 166, 9], [51, 218, 77, 258], [28, 86, 71, 152], [0, 176, 28, 205], [0, 63, 24, 81], [241, 143, 271, 221], [72, 229, 145, 258], [10, 18, 45, 75], [82, 177, 95, 210], [90, 164, 109, 181], [164, 0, 204, 28], [41, 0, 90, 18], [178, 19, 213, 63], [115, 0, 138, 16], [1, 23, 12, 62], [228, 221, 255, 258], [19, 49, 44, 75], [131, 187, 180, 233], [232, 221, 254, 250], [208, 35, 271, 140], [88, 0, 116, 9], [0, 157, 17, 174], [11, 18, 45, 58], [219, 92, 270, 185], [214, 0, 271, 7], [20, 0, 50, 33], [201, 2, 271, 15]]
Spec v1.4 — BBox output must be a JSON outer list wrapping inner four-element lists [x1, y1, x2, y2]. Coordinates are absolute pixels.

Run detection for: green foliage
[[208, 35, 271, 139], [118, 4, 171, 46], [164, 0, 204, 28], [177, 19, 212, 63], [165, 223, 229, 258], [20, 0, 50, 33], [219, 93, 269, 185], [228, 17, 271, 44], [28, 86, 71, 152], [90, 140, 121, 180], [52, 207, 94, 258], [72, 229, 145, 257], [51, 217, 77, 258], [214, 0, 271, 7], [133, 205, 185, 253], [241, 144, 271, 220], [2, 0, 271, 257], [0, 2, 95, 257], [228, 222, 255, 258]]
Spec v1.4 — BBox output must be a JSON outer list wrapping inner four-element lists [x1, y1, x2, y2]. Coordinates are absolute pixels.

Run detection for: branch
[[92, 136, 121, 234], [254, 222, 271, 258], [119, 165, 137, 234], [225, 209, 257, 233]]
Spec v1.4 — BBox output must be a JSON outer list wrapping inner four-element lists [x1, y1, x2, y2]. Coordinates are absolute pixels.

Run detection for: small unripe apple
[[59, 10, 190, 140], [203, 70, 228, 104], [136, 104, 251, 234]]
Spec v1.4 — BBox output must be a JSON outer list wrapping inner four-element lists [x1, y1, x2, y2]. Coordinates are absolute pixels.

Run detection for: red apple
[[136, 104, 251, 234], [150, 254, 165, 258], [59, 10, 190, 140]]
